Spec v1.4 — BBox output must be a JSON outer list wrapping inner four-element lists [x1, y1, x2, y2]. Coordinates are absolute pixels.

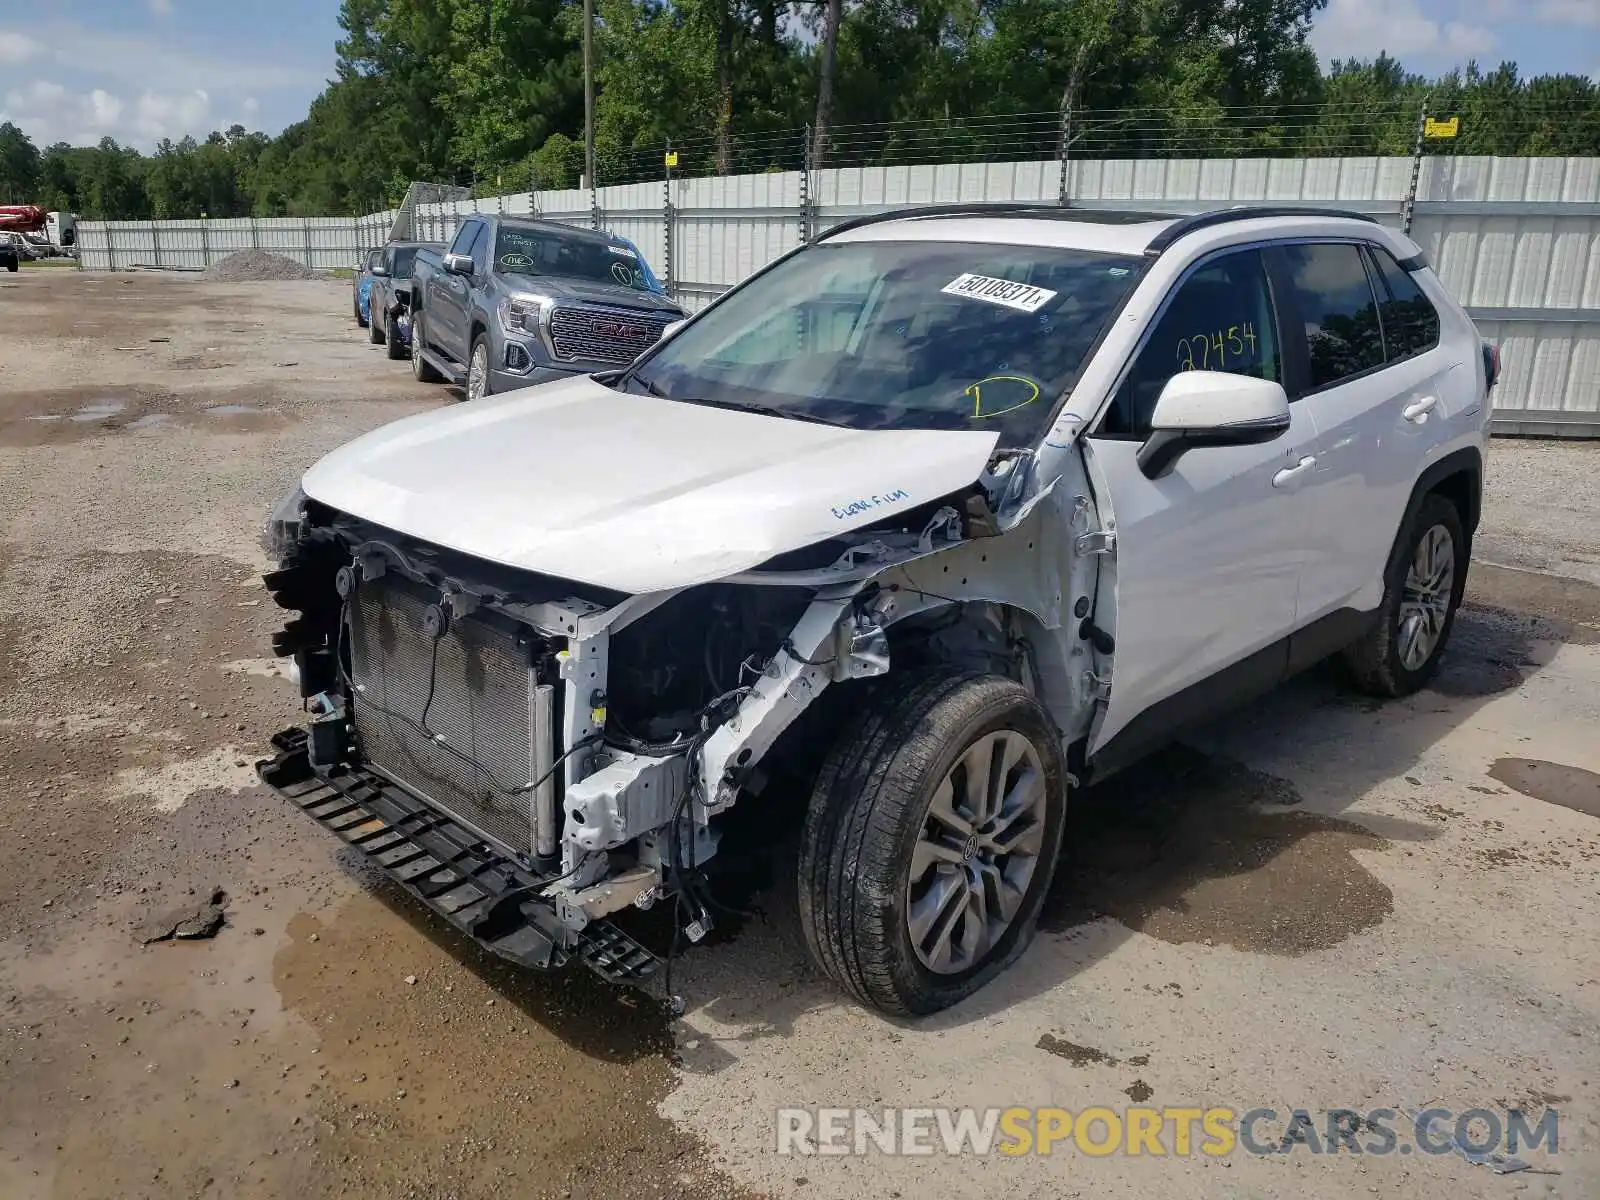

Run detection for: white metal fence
[[75, 210, 399, 273], [76, 154, 1600, 434]]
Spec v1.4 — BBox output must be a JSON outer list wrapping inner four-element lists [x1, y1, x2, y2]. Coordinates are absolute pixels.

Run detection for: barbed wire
[[458, 98, 1599, 193]]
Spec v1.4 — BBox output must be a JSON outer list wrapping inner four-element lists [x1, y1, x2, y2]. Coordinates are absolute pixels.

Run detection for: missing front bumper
[[257, 728, 661, 986]]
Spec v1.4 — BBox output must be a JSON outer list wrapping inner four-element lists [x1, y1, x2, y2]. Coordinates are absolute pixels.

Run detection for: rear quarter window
[[1369, 246, 1442, 361], [1281, 243, 1387, 391]]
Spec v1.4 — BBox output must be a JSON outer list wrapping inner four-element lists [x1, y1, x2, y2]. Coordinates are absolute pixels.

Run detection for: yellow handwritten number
[[1175, 321, 1256, 372]]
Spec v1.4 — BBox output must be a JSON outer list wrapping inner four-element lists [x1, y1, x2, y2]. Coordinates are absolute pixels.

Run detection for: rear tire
[[1341, 492, 1467, 697], [368, 304, 384, 344], [798, 670, 1067, 1015], [410, 310, 443, 383], [354, 290, 367, 327]]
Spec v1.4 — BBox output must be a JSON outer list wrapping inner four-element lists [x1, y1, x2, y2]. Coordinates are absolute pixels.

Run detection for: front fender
[[696, 504, 1083, 813]]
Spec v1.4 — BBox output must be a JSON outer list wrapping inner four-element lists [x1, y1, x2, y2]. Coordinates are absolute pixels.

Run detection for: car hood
[[300, 375, 998, 594], [497, 272, 682, 313]]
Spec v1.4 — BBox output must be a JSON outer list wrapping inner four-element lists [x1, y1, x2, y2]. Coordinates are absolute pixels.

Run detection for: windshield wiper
[[678, 396, 854, 428], [617, 370, 667, 397]]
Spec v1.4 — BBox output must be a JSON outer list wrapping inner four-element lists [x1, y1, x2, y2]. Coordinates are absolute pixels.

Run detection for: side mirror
[[444, 252, 475, 277], [1136, 371, 1290, 480], [659, 318, 686, 343], [371, 263, 389, 277]]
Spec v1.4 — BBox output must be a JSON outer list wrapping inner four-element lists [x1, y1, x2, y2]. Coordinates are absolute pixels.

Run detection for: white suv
[[260, 204, 1496, 1016]]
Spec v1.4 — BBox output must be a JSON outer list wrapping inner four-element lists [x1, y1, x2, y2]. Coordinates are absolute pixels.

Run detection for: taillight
[[1481, 342, 1501, 390]]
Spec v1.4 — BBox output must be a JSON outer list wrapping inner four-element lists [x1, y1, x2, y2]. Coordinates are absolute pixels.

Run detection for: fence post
[[1057, 103, 1073, 207], [800, 124, 813, 244], [1402, 94, 1429, 237], [663, 141, 675, 300], [200, 219, 210, 268], [304, 217, 314, 269], [251, 215, 259, 251], [153, 223, 162, 269], [106, 222, 116, 271]]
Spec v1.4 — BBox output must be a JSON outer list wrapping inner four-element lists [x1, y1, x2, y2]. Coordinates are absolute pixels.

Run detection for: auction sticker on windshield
[[941, 273, 1057, 314]]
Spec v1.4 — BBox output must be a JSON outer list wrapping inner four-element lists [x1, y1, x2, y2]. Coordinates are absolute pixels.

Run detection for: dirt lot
[[1, 268, 1597, 1200]]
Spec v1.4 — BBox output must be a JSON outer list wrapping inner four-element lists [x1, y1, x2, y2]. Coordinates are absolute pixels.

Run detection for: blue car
[[352, 247, 382, 328]]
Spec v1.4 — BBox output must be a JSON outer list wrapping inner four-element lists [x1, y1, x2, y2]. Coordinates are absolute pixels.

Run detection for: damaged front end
[[256, 436, 1100, 992]]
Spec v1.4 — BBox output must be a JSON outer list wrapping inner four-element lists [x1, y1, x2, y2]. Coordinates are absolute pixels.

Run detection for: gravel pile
[[203, 249, 315, 282]]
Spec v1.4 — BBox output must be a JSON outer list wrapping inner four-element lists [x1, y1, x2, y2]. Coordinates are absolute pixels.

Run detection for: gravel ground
[[1, 269, 1597, 1200], [203, 250, 316, 282]]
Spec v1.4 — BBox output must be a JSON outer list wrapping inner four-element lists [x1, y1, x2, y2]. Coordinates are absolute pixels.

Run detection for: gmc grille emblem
[[592, 318, 645, 339]]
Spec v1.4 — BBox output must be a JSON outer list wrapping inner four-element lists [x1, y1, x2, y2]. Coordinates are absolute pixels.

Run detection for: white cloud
[[1312, 0, 1498, 63], [148, 0, 175, 16], [1533, 0, 1600, 27], [0, 29, 44, 65], [0, 79, 251, 148], [3, 22, 321, 100], [0, 20, 326, 147]]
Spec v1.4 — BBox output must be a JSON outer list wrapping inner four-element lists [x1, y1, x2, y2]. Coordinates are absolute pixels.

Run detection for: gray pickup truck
[[409, 215, 684, 398]]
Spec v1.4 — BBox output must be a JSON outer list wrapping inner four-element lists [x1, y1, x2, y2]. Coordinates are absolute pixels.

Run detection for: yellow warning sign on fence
[[1424, 116, 1460, 139], [665, 151, 679, 168]]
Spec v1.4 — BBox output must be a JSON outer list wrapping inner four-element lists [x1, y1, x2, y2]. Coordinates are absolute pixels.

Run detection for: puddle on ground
[[1037, 1035, 1116, 1066], [0, 386, 290, 446], [1465, 564, 1600, 648], [71, 399, 128, 422], [1035, 1035, 1151, 1068], [126, 413, 178, 431], [1488, 758, 1600, 819], [1042, 746, 1397, 954]]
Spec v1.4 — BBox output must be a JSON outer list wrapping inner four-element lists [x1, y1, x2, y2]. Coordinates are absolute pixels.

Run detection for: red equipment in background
[[0, 205, 49, 233]]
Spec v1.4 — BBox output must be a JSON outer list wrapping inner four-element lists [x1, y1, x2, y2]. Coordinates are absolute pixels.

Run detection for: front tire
[[1342, 492, 1467, 697], [798, 671, 1067, 1015], [410, 310, 443, 383], [385, 311, 407, 360], [354, 290, 367, 327], [466, 336, 492, 400]]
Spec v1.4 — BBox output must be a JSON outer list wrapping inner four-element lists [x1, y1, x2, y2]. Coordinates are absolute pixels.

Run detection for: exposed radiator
[[346, 577, 554, 857]]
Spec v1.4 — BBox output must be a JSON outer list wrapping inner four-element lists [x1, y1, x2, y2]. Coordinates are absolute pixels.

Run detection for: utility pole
[[583, 0, 596, 191]]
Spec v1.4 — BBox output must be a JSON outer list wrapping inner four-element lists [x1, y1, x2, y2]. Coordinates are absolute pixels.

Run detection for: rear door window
[[1281, 243, 1386, 391], [1102, 248, 1281, 437], [1369, 247, 1441, 361]]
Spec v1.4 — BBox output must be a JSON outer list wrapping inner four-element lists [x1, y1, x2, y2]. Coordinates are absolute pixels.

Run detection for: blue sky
[[0, 0, 1595, 150]]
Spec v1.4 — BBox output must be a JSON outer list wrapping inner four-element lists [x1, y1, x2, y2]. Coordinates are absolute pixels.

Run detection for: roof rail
[[815, 203, 1177, 242], [1142, 205, 1381, 253]]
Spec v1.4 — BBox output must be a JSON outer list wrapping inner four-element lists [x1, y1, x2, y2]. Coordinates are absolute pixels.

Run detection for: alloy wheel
[[905, 729, 1048, 975], [1398, 522, 1455, 671], [468, 343, 488, 400]]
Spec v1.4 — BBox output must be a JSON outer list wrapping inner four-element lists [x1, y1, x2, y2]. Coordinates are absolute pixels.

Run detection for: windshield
[[628, 239, 1142, 445], [494, 226, 653, 292], [391, 247, 420, 277]]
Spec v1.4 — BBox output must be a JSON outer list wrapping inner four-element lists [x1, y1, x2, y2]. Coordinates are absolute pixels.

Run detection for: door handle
[[1402, 395, 1439, 423], [1272, 455, 1316, 488]]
